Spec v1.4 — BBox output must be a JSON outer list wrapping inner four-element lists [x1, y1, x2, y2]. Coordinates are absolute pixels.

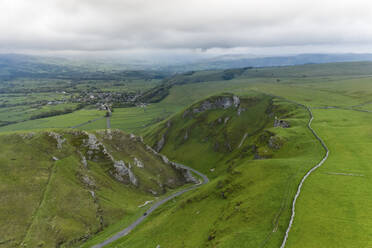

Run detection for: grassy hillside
[[101, 93, 324, 248], [286, 108, 372, 248], [0, 129, 189, 247]]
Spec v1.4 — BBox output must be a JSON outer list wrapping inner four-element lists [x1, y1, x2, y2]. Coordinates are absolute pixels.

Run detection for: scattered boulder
[[52, 156, 59, 161]]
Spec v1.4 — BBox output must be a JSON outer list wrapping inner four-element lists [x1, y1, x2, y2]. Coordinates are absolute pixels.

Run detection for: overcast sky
[[1, 0, 372, 57]]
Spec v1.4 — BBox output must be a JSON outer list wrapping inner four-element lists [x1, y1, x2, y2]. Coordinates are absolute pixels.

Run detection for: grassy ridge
[[0, 130, 186, 247], [103, 94, 324, 248]]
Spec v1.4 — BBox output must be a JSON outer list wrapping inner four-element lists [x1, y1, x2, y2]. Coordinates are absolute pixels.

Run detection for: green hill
[[103, 92, 323, 247], [0, 129, 189, 247]]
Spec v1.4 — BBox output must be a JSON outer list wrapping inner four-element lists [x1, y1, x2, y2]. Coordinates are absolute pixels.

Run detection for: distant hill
[[139, 61, 372, 103], [0, 54, 168, 81]]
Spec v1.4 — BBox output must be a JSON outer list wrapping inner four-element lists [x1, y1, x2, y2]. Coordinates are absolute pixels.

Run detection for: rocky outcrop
[[82, 175, 96, 188], [19, 132, 35, 139], [268, 136, 282, 150], [156, 134, 166, 152], [274, 117, 290, 128], [233, 95, 240, 107], [81, 132, 138, 187], [113, 160, 138, 186], [133, 157, 144, 168], [48, 132, 66, 149], [184, 95, 240, 117]]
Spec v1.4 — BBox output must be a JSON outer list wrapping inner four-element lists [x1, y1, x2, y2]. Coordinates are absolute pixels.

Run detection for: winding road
[[280, 106, 329, 248], [91, 162, 209, 248]]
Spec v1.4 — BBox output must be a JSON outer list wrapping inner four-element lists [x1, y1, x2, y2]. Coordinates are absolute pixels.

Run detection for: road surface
[[70, 116, 105, 129], [91, 162, 209, 248]]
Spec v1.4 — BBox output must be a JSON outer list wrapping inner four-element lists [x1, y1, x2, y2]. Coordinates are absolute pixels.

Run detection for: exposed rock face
[[48, 132, 66, 149], [274, 118, 290, 128], [233, 95, 240, 107], [82, 132, 138, 187], [84, 133, 100, 152], [78, 151, 88, 168], [146, 144, 158, 155], [113, 160, 138, 186], [156, 134, 166, 152], [183, 170, 199, 184], [268, 136, 283, 150], [186, 95, 240, 117], [134, 157, 144, 168], [82, 175, 96, 188]]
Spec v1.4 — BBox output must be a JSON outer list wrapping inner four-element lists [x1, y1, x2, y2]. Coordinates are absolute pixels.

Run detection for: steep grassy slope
[[104, 93, 324, 248], [0, 130, 189, 248]]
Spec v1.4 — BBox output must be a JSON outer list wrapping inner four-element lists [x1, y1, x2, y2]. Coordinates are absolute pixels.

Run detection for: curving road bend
[[91, 162, 209, 248], [280, 106, 329, 248]]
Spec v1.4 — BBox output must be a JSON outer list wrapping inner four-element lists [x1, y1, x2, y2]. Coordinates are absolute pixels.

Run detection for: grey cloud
[[1, 0, 372, 55]]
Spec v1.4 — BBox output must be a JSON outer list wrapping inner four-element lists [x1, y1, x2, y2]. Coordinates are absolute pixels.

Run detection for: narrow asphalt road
[[91, 162, 209, 248], [70, 116, 105, 129], [106, 116, 111, 129], [280, 106, 329, 248]]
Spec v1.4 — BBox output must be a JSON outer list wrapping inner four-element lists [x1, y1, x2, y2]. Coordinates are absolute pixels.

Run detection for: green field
[[0, 109, 105, 132], [1, 61, 372, 247]]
